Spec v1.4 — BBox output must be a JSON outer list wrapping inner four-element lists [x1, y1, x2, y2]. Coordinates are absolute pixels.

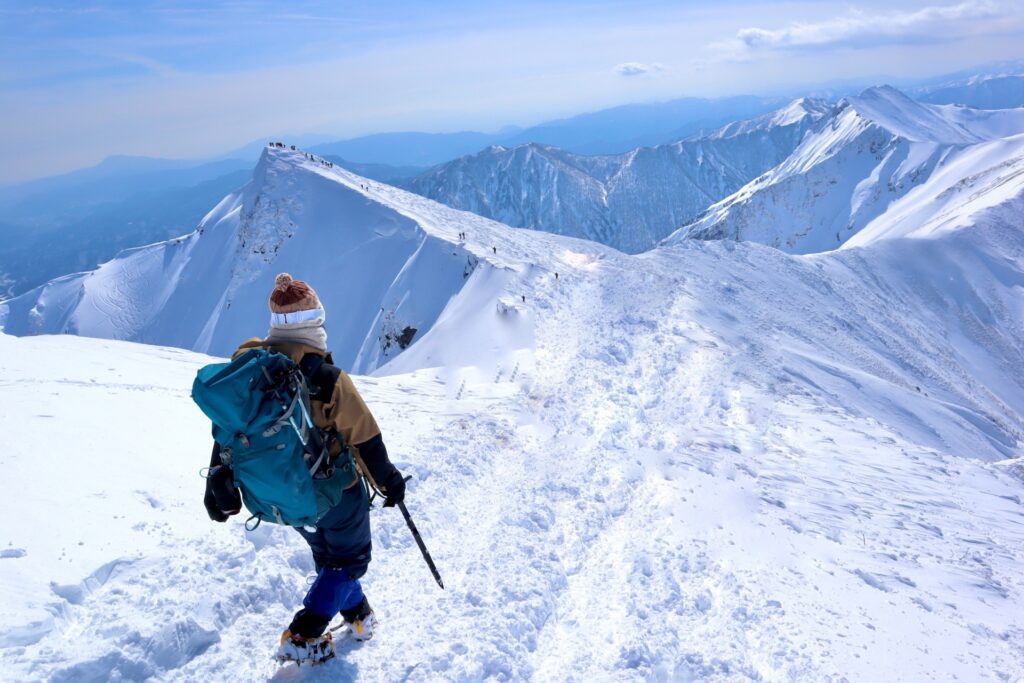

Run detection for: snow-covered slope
[[672, 86, 1024, 253], [845, 135, 1024, 246], [0, 148, 583, 374], [404, 99, 830, 253], [2, 152, 1023, 680]]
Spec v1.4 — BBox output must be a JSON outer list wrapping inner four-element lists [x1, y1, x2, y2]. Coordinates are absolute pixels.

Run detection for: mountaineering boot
[[275, 629, 335, 665], [341, 596, 377, 641]]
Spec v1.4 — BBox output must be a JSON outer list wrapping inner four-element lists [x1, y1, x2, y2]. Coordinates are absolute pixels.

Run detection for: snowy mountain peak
[[840, 85, 981, 144], [671, 85, 1024, 254], [704, 96, 831, 140], [780, 96, 832, 120], [0, 144, 571, 373], [404, 101, 830, 252]]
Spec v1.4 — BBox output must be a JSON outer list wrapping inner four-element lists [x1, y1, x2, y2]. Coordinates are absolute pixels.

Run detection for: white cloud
[[727, 1, 1003, 52], [614, 61, 665, 77]]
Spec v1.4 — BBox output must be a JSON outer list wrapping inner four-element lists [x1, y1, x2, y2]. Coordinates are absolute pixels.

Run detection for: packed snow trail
[[521, 237, 1023, 680]]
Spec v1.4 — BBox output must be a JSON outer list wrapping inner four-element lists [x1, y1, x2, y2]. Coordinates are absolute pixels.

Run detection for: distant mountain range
[[310, 131, 501, 168], [403, 99, 831, 252], [303, 95, 791, 167], [0, 157, 253, 228], [2, 65, 1020, 298], [914, 74, 1024, 110], [0, 159, 255, 298], [6, 80, 1022, 359], [0, 94, 789, 296]]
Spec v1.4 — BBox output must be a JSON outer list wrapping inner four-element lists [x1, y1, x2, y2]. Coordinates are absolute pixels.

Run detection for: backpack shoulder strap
[[298, 353, 342, 404]]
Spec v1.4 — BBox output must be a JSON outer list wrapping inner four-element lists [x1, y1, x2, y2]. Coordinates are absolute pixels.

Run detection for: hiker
[[200, 273, 406, 664]]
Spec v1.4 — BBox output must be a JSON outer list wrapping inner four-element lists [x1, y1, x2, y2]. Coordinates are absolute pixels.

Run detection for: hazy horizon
[[1, 0, 1022, 184]]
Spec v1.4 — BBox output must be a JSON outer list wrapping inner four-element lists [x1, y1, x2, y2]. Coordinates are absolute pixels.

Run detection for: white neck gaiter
[[264, 307, 328, 352]]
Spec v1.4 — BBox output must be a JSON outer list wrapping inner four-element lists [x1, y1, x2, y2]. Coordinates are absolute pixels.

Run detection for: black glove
[[204, 444, 241, 522], [382, 469, 406, 508], [204, 484, 230, 522]]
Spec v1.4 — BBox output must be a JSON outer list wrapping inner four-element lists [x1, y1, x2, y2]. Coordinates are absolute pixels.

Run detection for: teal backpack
[[191, 348, 356, 528]]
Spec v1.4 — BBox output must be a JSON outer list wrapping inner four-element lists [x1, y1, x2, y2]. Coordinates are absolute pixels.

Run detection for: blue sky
[[1, 0, 1022, 183]]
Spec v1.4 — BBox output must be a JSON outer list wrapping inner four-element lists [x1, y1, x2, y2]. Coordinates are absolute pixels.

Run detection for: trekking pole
[[399, 500, 444, 589], [397, 475, 444, 589]]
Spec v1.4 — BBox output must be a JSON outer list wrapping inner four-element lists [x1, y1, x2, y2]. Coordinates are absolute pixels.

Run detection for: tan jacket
[[233, 338, 381, 489]]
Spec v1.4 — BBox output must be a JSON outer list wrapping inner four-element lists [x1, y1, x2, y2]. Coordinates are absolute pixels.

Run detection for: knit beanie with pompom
[[269, 273, 322, 316], [264, 273, 328, 351]]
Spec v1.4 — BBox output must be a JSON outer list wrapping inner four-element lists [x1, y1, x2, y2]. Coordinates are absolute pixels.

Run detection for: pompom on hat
[[268, 273, 325, 327]]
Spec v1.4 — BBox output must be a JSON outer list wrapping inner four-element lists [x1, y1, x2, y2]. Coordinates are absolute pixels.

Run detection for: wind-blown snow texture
[[2, 140, 1023, 680], [672, 86, 1024, 254], [404, 99, 831, 253]]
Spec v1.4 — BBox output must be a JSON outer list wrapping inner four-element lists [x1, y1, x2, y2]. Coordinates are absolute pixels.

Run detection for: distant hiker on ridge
[[196, 273, 407, 665]]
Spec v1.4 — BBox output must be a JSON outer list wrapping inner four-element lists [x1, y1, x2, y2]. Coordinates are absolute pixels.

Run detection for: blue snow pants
[[291, 483, 371, 632]]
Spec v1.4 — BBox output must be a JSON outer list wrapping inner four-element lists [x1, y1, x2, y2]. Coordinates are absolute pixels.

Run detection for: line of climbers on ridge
[[259, 147, 565, 306], [268, 142, 334, 168]]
